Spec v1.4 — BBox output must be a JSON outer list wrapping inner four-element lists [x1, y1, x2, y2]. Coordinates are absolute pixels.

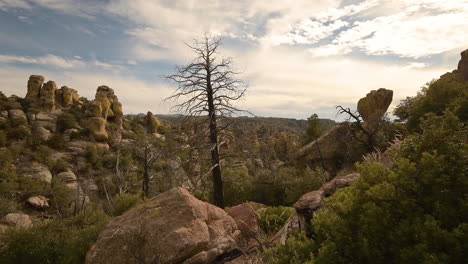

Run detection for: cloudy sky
[[0, 0, 467, 120]]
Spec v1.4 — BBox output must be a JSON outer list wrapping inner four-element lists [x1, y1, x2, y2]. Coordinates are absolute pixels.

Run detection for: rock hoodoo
[[457, 49, 468, 82], [86, 188, 240, 264], [87, 85, 123, 141]]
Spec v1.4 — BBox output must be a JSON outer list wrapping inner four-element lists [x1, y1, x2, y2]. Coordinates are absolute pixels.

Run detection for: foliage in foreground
[[260, 206, 295, 234], [0, 207, 109, 264], [267, 111, 468, 264]]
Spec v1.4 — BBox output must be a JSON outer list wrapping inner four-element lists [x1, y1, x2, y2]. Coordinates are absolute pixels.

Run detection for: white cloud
[[0, 54, 126, 72], [0, 54, 85, 68], [0, 0, 31, 11]]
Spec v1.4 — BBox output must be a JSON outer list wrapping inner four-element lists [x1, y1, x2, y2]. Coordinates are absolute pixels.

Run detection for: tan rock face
[[27, 195, 49, 209], [88, 117, 108, 142], [56, 86, 81, 107], [86, 188, 240, 264], [8, 109, 28, 126], [145, 111, 158, 133], [357, 88, 393, 124], [18, 162, 52, 184], [228, 204, 260, 242], [33, 125, 52, 141], [40, 81, 56, 111], [5, 213, 32, 228], [295, 122, 351, 160], [457, 49, 468, 82], [26, 75, 44, 103]]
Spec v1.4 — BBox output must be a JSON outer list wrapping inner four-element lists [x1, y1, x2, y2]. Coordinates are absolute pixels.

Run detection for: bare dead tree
[[166, 35, 249, 208], [136, 136, 161, 199], [336, 105, 375, 150]]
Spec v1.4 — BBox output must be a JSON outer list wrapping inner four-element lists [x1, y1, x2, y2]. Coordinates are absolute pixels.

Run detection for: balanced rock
[[26, 75, 45, 104], [457, 49, 468, 82], [86, 188, 240, 264], [27, 195, 49, 209], [4, 213, 32, 228], [357, 88, 393, 124], [40, 81, 56, 111]]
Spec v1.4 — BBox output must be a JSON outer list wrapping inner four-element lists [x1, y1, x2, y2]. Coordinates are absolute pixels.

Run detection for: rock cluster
[[26, 75, 82, 112], [457, 49, 468, 82], [86, 188, 240, 264]]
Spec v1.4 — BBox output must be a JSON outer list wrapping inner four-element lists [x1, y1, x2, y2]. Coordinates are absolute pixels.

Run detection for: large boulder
[[27, 195, 49, 209], [26, 75, 44, 104], [457, 49, 468, 82], [86, 188, 240, 264], [33, 125, 52, 141], [8, 109, 28, 126], [228, 203, 260, 243], [357, 88, 393, 124], [18, 162, 52, 184], [4, 213, 32, 228]]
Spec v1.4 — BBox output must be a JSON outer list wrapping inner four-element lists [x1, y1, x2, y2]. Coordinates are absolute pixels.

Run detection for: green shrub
[[56, 112, 79, 133], [0, 206, 109, 264], [112, 192, 142, 216], [7, 126, 30, 140], [260, 206, 295, 234], [0, 130, 6, 146], [302, 112, 467, 264], [265, 231, 314, 264], [47, 134, 66, 150]]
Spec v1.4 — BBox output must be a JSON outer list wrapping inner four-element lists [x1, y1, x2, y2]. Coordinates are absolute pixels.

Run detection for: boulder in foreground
[[86, 188, 240, 264]]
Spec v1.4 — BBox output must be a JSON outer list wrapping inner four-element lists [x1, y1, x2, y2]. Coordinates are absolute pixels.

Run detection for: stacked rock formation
[[87, 86, 123, 142]]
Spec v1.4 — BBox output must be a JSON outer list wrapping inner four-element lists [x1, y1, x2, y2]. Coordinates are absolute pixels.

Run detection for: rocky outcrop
[[295, 122, 350, 161], [357, 88, 393, 124], [457, 49, 468, 82], [273, 173, 360, 244], [18, 162, 52, 184], [294, 172, 360, 220], [86, 188, 240, 264], [4, 213, 32, 228], [25, 75, 82, 111], [296, 89, 393, 172], [27, 195, 49, 209]]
